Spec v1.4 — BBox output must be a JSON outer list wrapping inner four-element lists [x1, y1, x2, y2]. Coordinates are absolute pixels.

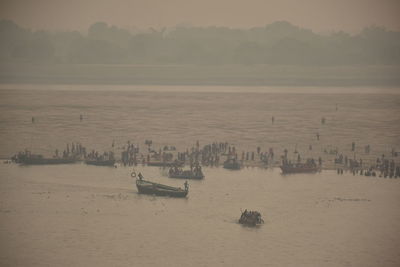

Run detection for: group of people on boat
[[239, 210, 264, 226]]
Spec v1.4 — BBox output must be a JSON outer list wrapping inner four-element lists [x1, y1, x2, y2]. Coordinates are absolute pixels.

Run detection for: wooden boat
[[239, 210, 264, 226], [85, 159, 115, 166], [223, 159, 241, 170], [280, 163, 319, 174], [15, 153, 76, 165], [168, 168, 204, 179], [136, 178, 188, 197]]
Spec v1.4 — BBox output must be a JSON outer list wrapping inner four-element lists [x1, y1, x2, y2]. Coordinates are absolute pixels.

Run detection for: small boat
[[223, 158, 241, 170], [280, 162, 319, 174], [168, 165, 204, 179], [239, 210, 264, 226], [85, 159, 115, 166], [135, 173, 189, 198], [15, 152, 76, 165]]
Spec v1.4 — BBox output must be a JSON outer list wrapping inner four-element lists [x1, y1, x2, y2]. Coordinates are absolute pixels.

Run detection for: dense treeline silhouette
[[1, 20, 400, 65]]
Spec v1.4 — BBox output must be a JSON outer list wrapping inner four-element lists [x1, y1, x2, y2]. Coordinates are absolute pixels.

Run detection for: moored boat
[[85, 159, 115, 166], [168, 165, 204, 179], [223, 158, 241, 170], [280, 159, 319, 174], [14, 151, 77, 165]]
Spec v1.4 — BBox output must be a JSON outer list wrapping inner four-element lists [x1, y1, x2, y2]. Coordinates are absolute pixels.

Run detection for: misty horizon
[[1, 0, 400, 34], [1, 19, 400, 66]]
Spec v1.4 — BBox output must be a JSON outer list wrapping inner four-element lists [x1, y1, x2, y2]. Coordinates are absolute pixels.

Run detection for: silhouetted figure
[[272, 116, 275, 124], [316, 133, 320, 141], [31, 117, 35, 123], [80, 114, 83, 121]]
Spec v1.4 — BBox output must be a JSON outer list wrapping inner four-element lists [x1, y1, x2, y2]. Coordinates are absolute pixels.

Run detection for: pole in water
[[80, 114, 83, 121], [31, 117, 35, 123]]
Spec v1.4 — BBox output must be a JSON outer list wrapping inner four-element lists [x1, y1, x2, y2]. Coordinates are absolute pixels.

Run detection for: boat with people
[[223, 158, 241, 170], [168, 164, 204, 179], [239, 210, 264, 226], [280, 159, 319, 174], [134, 172, 189, 197], [85, 151, 115, 166], [12, 151, 77, 165]]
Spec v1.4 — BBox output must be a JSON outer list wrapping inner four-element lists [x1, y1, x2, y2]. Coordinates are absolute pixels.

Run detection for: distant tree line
[[1, 20, 400, 65]]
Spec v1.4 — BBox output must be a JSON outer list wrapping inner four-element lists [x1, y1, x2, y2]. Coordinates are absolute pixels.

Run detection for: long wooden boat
[[16, 154, 77, 165], [280, 163, 319, 174], [136, 179, 188, 197], [85, 159, 115, 166], [223, 160, 241, 170], [168, 169, 204, 179]]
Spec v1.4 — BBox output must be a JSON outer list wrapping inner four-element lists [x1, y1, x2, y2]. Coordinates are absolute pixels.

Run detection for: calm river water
[[0, 84, 399, 266]]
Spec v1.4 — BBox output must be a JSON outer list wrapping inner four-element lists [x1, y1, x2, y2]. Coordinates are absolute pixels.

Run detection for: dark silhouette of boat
[[239, 210, 264, 226], [223, 158, 241, 170], [168, 169, 204, 179], [280, 160, 319, 174], [135, 173, 189, 197], [85, 159, 115, 166], [14, 152, 76, 165]]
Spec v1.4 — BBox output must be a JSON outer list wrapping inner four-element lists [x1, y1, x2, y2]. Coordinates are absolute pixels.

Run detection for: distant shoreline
[[1, 62, 400, 87]]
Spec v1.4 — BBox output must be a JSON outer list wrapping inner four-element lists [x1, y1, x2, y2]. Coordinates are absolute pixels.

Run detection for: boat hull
[[136, 180, 188, 198], [85, 159, 115, 166], [280, 165, 319, 174], [168, 174, 204, 179], [19, 158, 76, 165], [223, 162, 241, 170]]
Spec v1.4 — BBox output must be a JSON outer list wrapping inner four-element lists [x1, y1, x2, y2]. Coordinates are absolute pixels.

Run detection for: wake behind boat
[[134, 172, 189, 197]]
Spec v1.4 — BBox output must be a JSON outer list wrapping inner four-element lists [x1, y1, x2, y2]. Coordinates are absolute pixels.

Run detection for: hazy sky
[[1, 0, 400, 33]]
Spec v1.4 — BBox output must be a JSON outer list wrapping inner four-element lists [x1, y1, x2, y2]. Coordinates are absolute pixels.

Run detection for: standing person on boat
[[138, 172, 143, 180], [184, 181, 189, 191]]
